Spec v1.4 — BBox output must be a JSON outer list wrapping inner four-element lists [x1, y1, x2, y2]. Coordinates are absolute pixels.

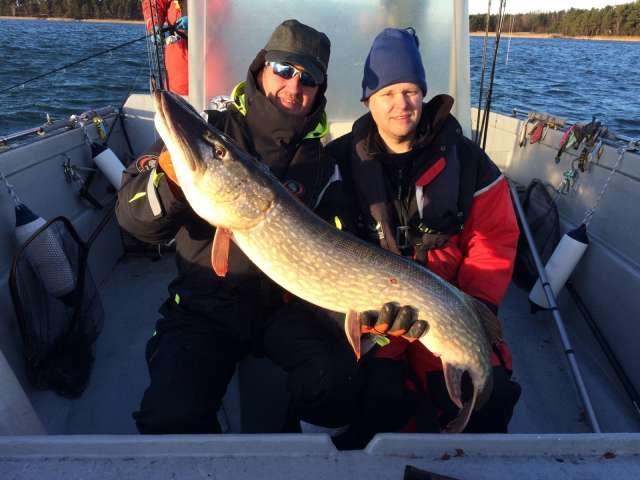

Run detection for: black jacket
[[116, 55, 346, 335]]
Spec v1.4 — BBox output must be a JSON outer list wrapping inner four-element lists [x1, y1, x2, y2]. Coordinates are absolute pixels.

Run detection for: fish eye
[[214, 145, 226, 158]]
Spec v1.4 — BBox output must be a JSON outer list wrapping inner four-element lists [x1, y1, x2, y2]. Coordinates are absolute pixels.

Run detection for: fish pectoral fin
[[211, 227, 231, 277], [470, 298, 503, 345], [345, 310, 362, 360], [442, 362, 464, 409]]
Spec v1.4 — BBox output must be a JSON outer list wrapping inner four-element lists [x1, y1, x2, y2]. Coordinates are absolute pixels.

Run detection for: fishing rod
[[478, 0, 508, 151], [0, 27, 169, 95], [474, 0, 492, 145], [505, 14, 515, 65], [145, 0, 166, 91]]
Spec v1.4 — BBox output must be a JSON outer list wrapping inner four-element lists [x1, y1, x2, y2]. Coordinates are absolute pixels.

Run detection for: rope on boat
[[582, 144, 629, 226]]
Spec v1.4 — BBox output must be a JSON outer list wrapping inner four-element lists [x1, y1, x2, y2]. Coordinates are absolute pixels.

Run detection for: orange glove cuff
[[158, 149, 179, 185]]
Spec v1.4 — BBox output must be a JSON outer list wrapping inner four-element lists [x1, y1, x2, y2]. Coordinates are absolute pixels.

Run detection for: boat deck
[[4, 251, 640, 480], [1, 106, 639, 476], [27, 250, 640, 436]]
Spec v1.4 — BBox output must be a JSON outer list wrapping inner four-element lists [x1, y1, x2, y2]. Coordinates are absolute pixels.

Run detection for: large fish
[[153, 90, 502, 433]]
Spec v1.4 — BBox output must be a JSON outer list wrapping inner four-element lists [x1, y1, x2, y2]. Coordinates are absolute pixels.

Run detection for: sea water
[[1, 19, 638, 138]]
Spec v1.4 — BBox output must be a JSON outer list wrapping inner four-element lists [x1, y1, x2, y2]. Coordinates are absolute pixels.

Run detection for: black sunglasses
[[266, 61, 320, 87]]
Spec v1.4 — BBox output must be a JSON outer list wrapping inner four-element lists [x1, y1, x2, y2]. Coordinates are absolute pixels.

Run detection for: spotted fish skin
[[153, 90, 497, 432]]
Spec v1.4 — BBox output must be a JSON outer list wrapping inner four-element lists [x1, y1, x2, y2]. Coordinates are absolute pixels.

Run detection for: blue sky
[[468, 0, 634, 14]]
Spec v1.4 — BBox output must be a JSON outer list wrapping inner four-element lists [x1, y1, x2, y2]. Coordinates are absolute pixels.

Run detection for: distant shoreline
[[470, 31, 640, 42], [2, 17, 639, 42], [0, 15, 143, 24]]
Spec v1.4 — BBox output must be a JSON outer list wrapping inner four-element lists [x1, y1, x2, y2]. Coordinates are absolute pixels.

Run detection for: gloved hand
[[175, 16, 188, 32], [359, 303, 428, 341]]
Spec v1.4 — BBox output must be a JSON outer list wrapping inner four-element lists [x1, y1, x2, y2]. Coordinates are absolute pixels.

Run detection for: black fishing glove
[[359, 303, 428, 341]]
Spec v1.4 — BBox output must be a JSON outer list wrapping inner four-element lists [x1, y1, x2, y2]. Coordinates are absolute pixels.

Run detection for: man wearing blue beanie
[[327, 27, 521, 448], [361, 27, 427, 101]]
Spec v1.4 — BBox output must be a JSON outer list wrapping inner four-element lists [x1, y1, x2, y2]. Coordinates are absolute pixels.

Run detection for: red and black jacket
[[326, 94, 519, 380]]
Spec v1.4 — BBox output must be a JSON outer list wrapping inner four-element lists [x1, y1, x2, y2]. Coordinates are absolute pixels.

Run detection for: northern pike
[[153, 90, 502, 433]]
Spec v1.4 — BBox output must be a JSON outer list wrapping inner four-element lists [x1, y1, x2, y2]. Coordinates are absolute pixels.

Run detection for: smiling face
[[366, 82, 423, 153], [258, 62, 320, 116]]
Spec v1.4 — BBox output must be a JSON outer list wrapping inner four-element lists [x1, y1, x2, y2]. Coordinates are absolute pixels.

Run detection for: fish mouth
[[153, 90, 209, 172]]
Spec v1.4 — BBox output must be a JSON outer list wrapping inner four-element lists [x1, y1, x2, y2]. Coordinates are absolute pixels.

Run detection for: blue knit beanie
[[361, 27, 427, 101]]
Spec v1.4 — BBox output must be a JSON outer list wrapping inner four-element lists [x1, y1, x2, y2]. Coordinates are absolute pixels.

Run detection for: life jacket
[[347, 95, 491, 262]]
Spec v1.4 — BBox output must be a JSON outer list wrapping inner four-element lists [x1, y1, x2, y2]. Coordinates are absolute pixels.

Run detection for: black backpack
[[512, 179, 561, 290]]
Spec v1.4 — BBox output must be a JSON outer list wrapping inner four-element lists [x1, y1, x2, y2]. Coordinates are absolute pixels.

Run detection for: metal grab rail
[[508, 180, 601, 433], [0, 106, 118, 149]]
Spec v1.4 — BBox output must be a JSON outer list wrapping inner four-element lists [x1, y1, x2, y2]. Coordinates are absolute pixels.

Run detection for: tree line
[[2, 0, 640, 37], [470, 1, 640, 37], [0, 0, 143, 19]]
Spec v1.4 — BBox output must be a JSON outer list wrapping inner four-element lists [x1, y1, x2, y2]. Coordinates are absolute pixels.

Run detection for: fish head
[[154, 90, 274, 230]]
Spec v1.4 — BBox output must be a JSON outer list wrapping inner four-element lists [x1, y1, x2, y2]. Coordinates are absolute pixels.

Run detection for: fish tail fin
[[477, 368, 494, 410], [442, 394, 475, 433], [442, 361, 475, 433], [442, 362, 464, 409], [442, 362, 494, 433]]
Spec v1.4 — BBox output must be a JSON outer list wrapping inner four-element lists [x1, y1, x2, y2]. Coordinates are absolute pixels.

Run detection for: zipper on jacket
[[395, 166, 414, 229], [393, 166, 414, 255]]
